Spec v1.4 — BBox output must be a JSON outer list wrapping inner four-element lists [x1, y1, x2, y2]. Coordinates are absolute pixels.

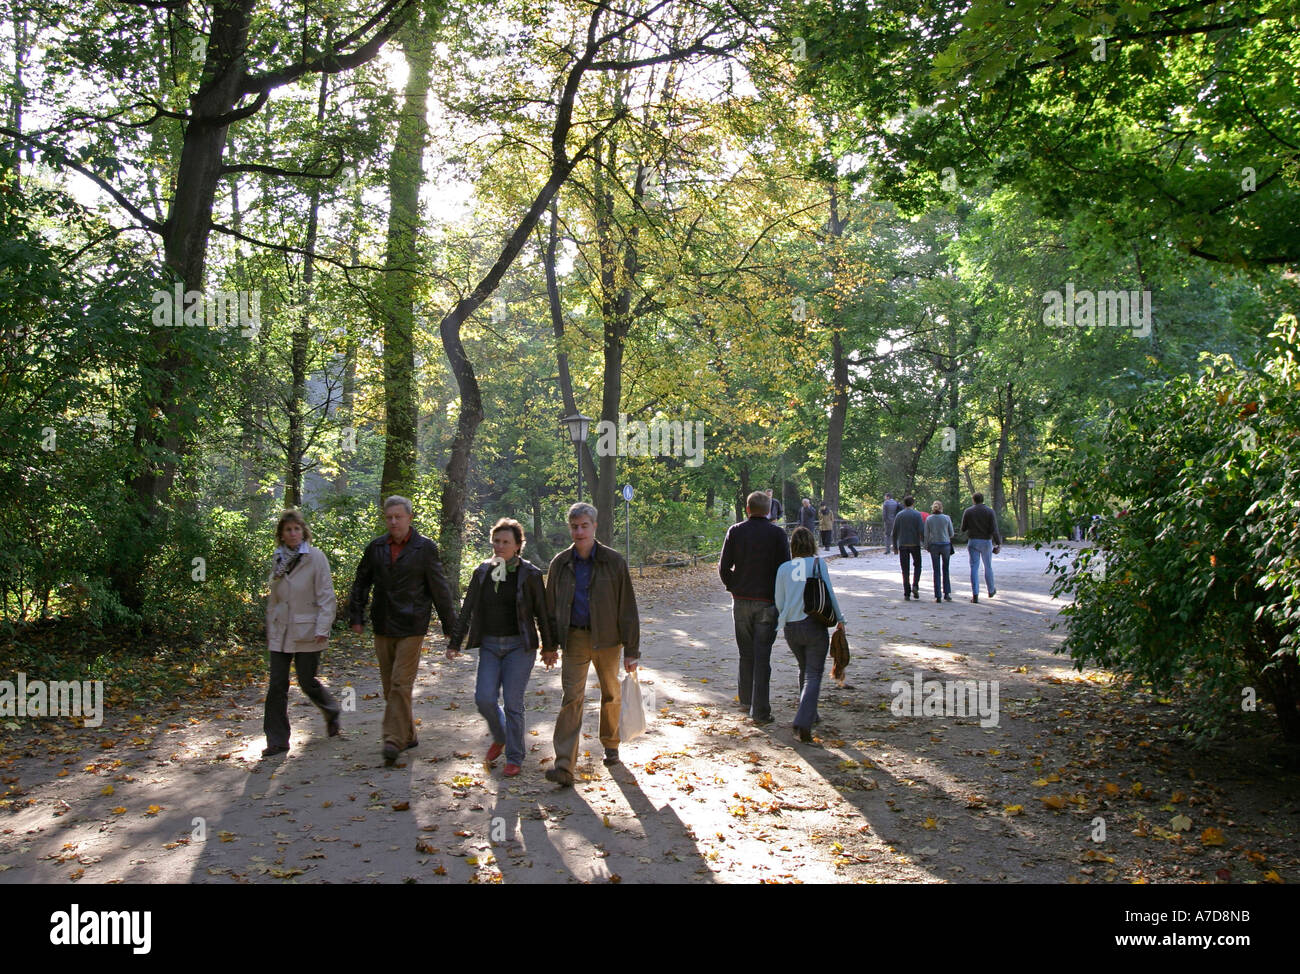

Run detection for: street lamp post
[[560, 413, 592, 501]]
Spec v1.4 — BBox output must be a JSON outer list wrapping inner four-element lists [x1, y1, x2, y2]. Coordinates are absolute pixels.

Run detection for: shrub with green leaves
[[1048, 316, 1300, 742]]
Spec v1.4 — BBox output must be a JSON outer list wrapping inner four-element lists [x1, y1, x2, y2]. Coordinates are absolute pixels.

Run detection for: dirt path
[[2, 544, 1297, 884]]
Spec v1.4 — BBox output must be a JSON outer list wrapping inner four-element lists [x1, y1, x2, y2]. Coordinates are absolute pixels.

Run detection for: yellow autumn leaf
[[922, 817, 938, 830], [1262, 870, 1283, 884], [1200, 827, 1226, 846], [1040, 795, 1067, 810], [1003, 804, 1024, 815], [111, 806, 126, 815], [144, 804, 161, 816], [1032, 778, 1049, 787], [101, 784, 114, 796], [1170, 814, 1192, 832]]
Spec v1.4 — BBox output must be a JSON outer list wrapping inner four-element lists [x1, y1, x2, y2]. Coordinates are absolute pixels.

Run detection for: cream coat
[[266, 545, 337, 654]]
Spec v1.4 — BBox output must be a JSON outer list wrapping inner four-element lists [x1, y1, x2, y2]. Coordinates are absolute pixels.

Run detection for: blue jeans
[[733, 599, 778, 720], [929, 543, 952, 598], [783, 618, 827, 730], [475, 635, 535, 765], [967, 539, 995, 596]]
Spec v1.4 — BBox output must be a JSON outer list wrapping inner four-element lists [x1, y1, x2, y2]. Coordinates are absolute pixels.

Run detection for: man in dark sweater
[[891, 495, 925, 600], [960, 492, 1002, 603], [719, 491, 791, 724]]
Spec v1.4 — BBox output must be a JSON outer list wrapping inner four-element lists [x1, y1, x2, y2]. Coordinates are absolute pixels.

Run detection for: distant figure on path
[[446, 518, 557, 778], [775, 527, 845, 744], [348, 496, 457, 766], [263, 509, 340, 757], [838, 524, 860, 558], [818, 504, 834, 549], [799, 497, 818, 533], [719, 491, 791, 725], [924, 501, 955, 603], [766, 488, 783, 524], [882, 493, 900, 554], [960, 492, 1002, 603], [544, 503, 640, 786], [892, 495, 925, 600]]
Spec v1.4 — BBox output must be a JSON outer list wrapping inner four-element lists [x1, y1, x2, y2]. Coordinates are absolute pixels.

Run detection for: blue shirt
[[775, 557, 844, 629], [571, 550, 594, 626]]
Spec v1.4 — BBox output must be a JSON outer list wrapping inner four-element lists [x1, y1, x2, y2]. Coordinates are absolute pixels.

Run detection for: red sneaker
[[503, 763, 521, 777], [486, 741, 504, 763]]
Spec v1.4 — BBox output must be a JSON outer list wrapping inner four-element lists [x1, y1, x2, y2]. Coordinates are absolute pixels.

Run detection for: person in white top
[[773, 527, 846, 743], [263, 509, 340, 757]]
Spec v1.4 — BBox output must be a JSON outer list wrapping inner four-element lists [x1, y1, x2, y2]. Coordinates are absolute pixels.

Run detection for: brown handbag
[[830, 627, 850, 683]]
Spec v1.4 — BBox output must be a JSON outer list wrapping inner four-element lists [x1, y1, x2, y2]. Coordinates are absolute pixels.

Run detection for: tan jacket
[[266, 545, 337, 654], [546, 541, 640, 658]]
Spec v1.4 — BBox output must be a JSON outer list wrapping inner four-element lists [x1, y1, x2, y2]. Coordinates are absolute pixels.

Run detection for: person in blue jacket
[[774, 527, 845, 744]]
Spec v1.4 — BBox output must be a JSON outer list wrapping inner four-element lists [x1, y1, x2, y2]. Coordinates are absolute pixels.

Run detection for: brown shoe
[[544, 767, 574, 788]]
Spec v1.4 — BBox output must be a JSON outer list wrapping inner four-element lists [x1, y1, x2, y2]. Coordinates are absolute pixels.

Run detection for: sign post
[[621, 483, 634, 565]]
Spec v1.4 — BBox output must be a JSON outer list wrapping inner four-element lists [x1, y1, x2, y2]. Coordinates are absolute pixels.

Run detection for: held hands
[[445, 643, 460, 661], [350, 623, 363, 635], [315, 634, 328, 644], [541, 650, 558, 669]]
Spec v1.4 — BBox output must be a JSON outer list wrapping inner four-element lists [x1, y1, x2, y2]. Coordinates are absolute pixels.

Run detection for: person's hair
[[885, 492, 893, 498], [819, 504, 829, 514], [903, 495, 915, 507], [275, 509, 311, 543], [972, 492, 984, 504], [567, 502, 598, 524], [931, 501, 943, 514], [747, 491, 771, 515], [790, 526, 817, 558], [383, 495, 413, 516], [765, 488, 773, 495], [802, 497, 811, 504], [490, 517, 524, 549]]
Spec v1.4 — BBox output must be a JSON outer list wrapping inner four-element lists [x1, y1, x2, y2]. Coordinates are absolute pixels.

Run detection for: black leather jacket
[[448, 558, 556, 654], [346, 529, 457, 638]]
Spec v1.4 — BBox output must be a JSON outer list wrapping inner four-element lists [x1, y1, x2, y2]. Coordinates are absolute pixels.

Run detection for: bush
[[1047, 317, 1300, 742]]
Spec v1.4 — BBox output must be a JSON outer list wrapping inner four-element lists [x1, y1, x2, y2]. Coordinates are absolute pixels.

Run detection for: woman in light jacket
[[263, 509, 340, 757], [446, 518, 557, 777], [774, 526, 846, 743], [924, 500, 955, 603]]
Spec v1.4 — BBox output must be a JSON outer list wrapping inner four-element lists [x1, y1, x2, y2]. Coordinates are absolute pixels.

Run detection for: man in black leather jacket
[[348, 496, 457, 764]]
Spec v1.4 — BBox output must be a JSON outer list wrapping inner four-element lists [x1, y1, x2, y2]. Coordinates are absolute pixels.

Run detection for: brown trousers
[[552, 627, 622, 772], [374, 634, 424, 748]]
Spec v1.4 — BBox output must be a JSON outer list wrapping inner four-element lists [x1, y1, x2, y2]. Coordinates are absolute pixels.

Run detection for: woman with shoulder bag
[[924, 501, 955, 603], [774, 526, 846, 744], [446, 518, 557, 777], [263, 509, 341, 757]]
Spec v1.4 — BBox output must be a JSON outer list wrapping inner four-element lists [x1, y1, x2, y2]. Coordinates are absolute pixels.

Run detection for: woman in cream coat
[[263, 509, 341, 757]]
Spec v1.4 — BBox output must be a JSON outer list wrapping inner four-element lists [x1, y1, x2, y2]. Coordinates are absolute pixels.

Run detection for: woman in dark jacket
[[447, 518, 557, 777]]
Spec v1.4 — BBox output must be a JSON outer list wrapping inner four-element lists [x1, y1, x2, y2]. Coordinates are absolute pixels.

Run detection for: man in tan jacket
[[544, 503, 640, 786]]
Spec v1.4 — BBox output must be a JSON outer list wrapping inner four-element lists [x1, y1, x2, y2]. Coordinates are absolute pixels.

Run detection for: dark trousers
[[820, 529, 832, 548], [929, 543, 953, 598], [838, 540, 859, 557], [883, 519, 896, 553], [733, 599, 778, 720], [899, 546, 922, 596], [264, 650, 339, 748]]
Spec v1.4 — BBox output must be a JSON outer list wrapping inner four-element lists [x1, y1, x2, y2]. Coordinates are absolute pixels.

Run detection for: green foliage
[[1047, 316, 1300, 741]]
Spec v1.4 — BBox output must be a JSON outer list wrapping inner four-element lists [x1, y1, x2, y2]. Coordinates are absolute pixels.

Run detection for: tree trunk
[[286, 57, 331, 507], [823, 183, 849, 514], [544, 196, 599, 494], [991, 381, 1014, 516], [379, 12, 434, 504]]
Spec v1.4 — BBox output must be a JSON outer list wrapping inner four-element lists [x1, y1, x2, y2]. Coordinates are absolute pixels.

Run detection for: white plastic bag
[[619, 669, 653, 742]]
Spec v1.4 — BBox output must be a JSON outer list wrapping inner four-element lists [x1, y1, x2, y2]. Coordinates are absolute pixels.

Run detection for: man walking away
[[348, 496, 457, 765], [960, 492, 1002, 603], [892, 495, 925, 600], [719, 491, 791, 725], [882, 493, 900, 554]]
